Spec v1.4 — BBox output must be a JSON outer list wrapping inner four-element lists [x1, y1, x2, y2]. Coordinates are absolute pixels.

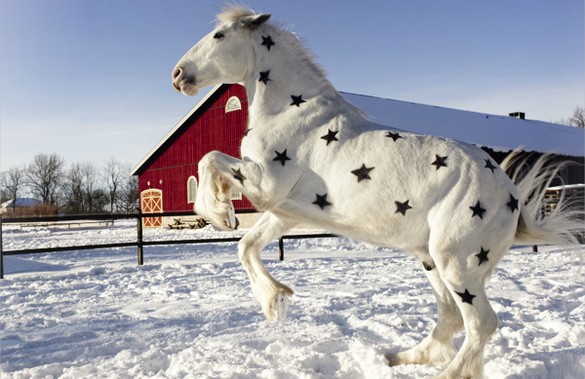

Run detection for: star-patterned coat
[[172, 8, 582, 379]]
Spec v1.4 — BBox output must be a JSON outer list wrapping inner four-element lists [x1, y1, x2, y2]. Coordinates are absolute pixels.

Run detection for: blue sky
[[1, 0, 583, 170]]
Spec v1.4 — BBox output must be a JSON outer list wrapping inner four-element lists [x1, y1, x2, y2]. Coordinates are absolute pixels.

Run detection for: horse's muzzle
[[172, 66, 197, 95]]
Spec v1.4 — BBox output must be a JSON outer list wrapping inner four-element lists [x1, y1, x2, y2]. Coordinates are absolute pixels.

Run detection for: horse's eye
[[213, 32, 225, 40]]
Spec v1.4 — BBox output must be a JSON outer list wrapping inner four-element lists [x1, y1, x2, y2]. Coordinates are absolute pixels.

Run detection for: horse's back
[[289, 128, 519, 251]]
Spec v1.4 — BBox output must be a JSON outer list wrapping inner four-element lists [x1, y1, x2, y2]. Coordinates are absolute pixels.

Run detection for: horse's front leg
[[195, 151, 265, 230], [239, 212, 295, 321]]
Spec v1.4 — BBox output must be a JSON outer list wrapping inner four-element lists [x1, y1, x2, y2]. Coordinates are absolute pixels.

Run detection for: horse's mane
[[216, 7, 328, 82], [216, 5, 254, 25], [215, 6, 363, 116]]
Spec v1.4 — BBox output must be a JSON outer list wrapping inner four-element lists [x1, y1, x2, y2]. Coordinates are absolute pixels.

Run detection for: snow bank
[[1, 223, 584, 378]]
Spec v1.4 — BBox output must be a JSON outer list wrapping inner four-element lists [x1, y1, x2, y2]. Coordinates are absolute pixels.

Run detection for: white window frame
[[225, 96, 242, 113], [187, 176, 198, 204]]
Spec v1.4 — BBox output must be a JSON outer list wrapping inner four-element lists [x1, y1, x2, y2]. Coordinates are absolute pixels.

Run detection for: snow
[[1, 221, 584, 378], [342, 92, 585, 157]]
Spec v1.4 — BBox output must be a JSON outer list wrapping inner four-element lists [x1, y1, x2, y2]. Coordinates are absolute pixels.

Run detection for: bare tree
[[568, 106, 585, 128], [63, 162, 107, 213], [103, 157, 127, 213], [81, 162, 100, 212], [63, 163, 85, 213], [116, 175, 139, 213], [1, 166, 26, 209], [558, 106, 585, 128], [26, 153, 65, 205]]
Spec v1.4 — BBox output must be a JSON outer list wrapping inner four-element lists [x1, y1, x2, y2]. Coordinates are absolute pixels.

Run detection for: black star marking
[[386, 131, 403, 142], [506, 194, 519, 212], [231, 168, 246, 185], [484, 159, 497, 173], [456, 289, 476, 304], [476, 247, 490, 266], [395, 200, 412, 216], [261, 35, 275, 50], [290, 95, 306, 107], [470, 201, 486, 219], [312, 193, 332, 210], [431, 155, 448, 170], [351, 164, 374, 182], [320, 129, 339, 145], [273, 149, 291, 166], [259, 70, 271, 85]]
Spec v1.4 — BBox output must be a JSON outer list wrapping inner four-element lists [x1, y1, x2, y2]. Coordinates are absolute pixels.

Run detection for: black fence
[[0, 211, 337, 279]]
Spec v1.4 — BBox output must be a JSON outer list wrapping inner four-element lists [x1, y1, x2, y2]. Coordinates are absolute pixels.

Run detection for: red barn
[[131, 84, 252, 226]]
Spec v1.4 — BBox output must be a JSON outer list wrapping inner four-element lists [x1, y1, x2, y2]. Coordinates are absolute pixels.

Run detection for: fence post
[[0, 214, 4, 279], [278, 237, 284, 261], [137, 210, 144, 266]]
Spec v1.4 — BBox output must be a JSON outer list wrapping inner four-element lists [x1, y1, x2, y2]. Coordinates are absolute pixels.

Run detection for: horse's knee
[[198, 150, 221, 171], [237, 237, 258, 268]]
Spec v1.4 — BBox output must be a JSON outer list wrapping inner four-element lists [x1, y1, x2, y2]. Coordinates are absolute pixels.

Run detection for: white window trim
[[225, 96, 242, 113], [187, 176, 198, 204]]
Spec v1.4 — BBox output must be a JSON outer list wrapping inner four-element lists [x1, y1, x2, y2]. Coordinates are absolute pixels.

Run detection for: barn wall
[[138, 85, 253, 212]]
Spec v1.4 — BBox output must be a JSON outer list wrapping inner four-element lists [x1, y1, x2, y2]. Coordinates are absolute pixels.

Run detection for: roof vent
[[509, 112, 525, 120]]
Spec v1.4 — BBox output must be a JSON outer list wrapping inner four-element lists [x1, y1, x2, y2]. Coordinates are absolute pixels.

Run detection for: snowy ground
[[1, 221, 584, 378]]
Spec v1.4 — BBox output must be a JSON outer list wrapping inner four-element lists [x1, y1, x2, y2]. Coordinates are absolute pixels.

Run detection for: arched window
[[225, 96, 242, 113], [187, 176, 197, 204]]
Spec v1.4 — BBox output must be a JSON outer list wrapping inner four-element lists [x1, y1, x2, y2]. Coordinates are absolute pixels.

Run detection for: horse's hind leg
[[431, 249, 500, 379], [387, 254, 463, 367], [238, 212, 296, 322]]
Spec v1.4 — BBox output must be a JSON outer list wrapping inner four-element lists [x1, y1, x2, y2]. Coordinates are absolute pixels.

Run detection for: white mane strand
[[216, 6, 255, 25]]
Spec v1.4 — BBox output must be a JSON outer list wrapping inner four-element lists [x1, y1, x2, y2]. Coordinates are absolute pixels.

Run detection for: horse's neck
[[244, 28, 356, 132]]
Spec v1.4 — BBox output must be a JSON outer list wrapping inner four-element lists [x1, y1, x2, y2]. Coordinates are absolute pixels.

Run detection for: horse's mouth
[[174, 79, 198, 96]]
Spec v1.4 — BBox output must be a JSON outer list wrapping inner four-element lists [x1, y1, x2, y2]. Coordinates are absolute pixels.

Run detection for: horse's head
[[172, 8, 271, 96]]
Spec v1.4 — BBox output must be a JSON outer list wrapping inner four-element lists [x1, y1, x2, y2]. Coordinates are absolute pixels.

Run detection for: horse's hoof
[[225, 200, 237, 229], [384, 352, 401, 367], [273, 291, 290, 322]]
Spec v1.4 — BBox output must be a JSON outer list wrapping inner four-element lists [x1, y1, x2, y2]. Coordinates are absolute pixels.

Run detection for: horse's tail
[[501, 151, 583, 245]]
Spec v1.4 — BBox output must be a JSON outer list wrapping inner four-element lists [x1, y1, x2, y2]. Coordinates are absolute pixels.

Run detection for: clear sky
[[1, 0, 583, 171]]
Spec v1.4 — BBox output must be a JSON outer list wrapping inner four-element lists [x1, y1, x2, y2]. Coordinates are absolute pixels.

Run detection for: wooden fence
[[0, 211, 336, 279]]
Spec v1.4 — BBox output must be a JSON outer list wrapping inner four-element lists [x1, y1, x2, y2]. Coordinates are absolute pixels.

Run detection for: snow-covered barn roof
[[342, 92, 584, 157], [1, 198, 42, 209], [132, 85, 584, 176]]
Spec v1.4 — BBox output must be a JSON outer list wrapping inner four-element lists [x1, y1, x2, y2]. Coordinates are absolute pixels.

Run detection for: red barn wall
[[138, 85, 253, 212]]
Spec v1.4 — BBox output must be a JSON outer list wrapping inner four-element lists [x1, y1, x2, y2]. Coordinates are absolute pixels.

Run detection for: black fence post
[[1, 214, 4, 279], [278, 237, 284, 261], [137, 210, 144, 266]]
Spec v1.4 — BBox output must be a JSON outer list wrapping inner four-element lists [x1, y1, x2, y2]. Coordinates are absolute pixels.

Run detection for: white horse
[[172, 7, 581, 378]]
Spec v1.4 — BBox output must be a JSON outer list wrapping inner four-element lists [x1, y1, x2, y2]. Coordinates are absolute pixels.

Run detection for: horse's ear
[[240, 13, 271, 30]]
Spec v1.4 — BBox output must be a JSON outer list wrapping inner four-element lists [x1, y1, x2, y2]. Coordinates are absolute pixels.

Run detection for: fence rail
[[0, 211, 337, 279]]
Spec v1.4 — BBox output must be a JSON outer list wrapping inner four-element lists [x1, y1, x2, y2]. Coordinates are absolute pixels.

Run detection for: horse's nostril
[[172, 67, 183, 80]]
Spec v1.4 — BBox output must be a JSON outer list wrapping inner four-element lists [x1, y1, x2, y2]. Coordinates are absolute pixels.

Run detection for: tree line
[[1, 153, 138, 215]]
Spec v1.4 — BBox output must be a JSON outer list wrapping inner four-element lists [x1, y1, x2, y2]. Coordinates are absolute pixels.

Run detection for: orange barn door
[[140, 189, 163, 228]]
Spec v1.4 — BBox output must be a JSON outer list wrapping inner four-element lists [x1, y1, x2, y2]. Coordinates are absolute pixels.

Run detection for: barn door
[[141, 189, 163, 228]]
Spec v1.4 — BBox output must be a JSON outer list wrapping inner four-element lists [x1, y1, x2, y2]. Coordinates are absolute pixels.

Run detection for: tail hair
[[501, 151, 584, 245]]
